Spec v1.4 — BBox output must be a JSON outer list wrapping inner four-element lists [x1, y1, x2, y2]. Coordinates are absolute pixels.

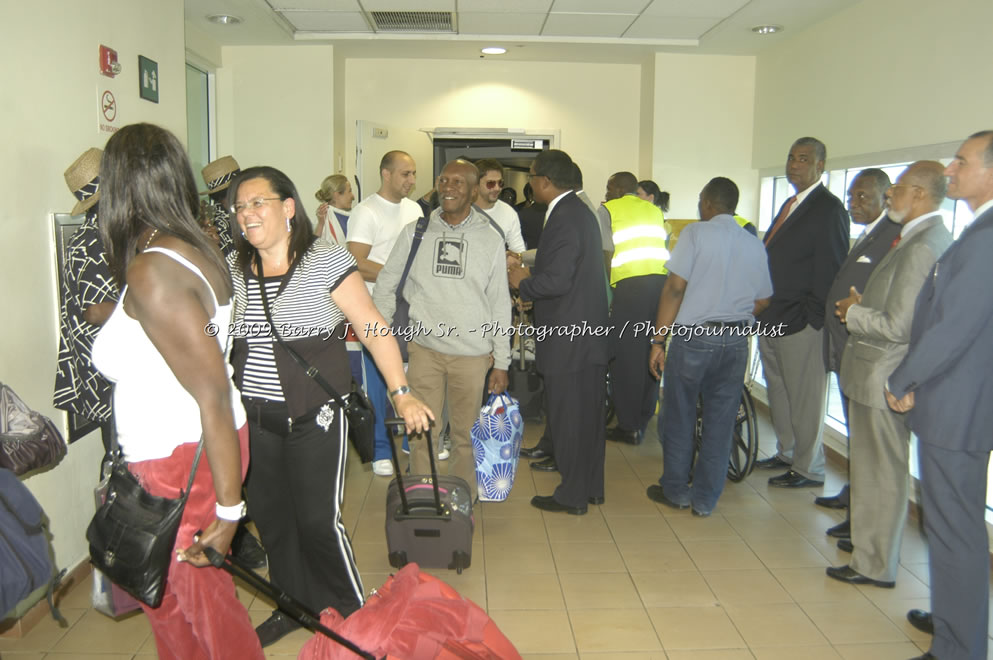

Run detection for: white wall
[[215, 46, 335, 220], [0, 0, 188, 570], [343, 58, 643, 204], [753, 0, 993, 170], [652, 53, 758, 221]]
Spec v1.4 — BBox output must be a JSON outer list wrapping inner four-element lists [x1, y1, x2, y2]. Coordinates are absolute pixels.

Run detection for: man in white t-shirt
[[346, 151, 423, 476], [473, 158, 526, 254]]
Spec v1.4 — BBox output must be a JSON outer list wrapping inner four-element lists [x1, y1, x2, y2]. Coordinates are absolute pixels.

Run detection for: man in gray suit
[[817, 169, 901, 531], [827, 161, 952, 589], [887, 131, 993, 660]]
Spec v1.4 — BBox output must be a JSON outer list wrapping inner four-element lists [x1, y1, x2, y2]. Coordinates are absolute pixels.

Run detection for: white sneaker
[[372, 459, 394, 476], [437, 447, 450, 461]]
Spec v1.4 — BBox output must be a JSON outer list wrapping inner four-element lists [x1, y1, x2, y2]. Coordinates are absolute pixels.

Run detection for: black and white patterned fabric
[[53, 213, 118, 422], [207, 200, 235, 257]]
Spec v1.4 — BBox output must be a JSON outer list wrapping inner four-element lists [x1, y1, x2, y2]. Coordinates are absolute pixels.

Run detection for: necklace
[[143, 228, 159, 251]]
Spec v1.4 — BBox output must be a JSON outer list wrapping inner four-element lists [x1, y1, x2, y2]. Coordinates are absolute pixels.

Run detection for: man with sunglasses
[[474, 158, 526, 255]]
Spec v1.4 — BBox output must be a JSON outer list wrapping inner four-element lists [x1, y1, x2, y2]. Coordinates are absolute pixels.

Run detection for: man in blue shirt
[[646, 177, 773, 516]]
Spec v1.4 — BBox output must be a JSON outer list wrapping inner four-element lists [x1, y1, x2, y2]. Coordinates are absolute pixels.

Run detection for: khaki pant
[[406, 342, 490, 498]]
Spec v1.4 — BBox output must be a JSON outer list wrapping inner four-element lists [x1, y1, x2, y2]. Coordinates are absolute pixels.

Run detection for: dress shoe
[[256, 611, 302, 647], [755, 455, 792, 470], [531, 495, 586, 515], [837, 538, 853, 553], [768, 470, 824, 488], [814, 493, 848, 509], [907, 609, 934, 634], [588, 496, 605, 505], [607, 426, 643, 445], [520, 445, 552, 460], [645, 485, 689, 510], [530, 457, 558, 472], [825, 565, 895, 588], [232, 527, 267, 569], [826, 519, 850, 539]]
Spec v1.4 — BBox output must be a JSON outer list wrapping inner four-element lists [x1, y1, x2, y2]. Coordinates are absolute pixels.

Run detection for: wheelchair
[[605, 351, 760, 483]]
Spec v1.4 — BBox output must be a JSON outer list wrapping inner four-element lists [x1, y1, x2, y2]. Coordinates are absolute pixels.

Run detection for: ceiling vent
[[370, 11, 454, 33]]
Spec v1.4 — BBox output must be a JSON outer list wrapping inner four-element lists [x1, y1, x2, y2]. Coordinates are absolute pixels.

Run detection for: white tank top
[[92, 247, 247, 462]]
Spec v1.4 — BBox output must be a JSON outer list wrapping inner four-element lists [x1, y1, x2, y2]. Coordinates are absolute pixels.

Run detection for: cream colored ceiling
[[186, 0, 861, 63]]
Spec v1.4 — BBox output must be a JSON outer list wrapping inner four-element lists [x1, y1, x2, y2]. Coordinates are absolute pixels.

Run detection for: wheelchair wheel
[[726, 387, 758, 482]]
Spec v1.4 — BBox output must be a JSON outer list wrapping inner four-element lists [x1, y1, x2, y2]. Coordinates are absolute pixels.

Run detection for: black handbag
[[255, 257, 375, 463], [86, 437, 204, 608]]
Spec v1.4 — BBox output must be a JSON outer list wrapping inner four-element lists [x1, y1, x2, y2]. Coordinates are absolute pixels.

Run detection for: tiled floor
[[1, 407, 978, 659]]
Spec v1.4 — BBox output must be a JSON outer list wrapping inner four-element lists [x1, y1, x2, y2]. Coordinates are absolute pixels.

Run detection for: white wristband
[[215, 500, 246, 521]]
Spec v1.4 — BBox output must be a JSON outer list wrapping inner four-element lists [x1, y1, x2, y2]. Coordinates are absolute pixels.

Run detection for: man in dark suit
[[756, 137, 850, 488], [829, 161, 951, 589], [887, 131, 993, 660], [508, 150, 609, 515], [816, 169, 900, 538]]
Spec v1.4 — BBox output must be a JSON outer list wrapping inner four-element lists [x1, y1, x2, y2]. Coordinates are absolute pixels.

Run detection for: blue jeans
[[361, 349, 394, 462], [658, 329, 748, 514]]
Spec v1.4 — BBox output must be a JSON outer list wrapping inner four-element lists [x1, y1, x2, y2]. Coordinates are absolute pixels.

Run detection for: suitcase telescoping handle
[[203, 546, 378, 660], [385, 417, 444, 516]]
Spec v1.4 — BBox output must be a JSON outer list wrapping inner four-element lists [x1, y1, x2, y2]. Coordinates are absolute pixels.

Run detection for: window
[[185, 64, 212, 186]]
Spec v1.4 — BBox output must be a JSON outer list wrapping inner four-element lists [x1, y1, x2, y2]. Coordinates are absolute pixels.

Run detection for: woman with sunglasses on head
[[314, 174, 355, 245], [226, 166, 433, 647], [91, 123, 263, 659]]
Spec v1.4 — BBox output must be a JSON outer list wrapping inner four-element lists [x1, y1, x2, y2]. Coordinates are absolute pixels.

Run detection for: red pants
[[128, 426, 263, 660]]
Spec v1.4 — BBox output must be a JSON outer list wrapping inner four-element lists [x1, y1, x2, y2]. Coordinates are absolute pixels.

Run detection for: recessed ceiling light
[[481, 47, 507, 55], [751, 24, 783, 35], [207, 14, 243, 25]]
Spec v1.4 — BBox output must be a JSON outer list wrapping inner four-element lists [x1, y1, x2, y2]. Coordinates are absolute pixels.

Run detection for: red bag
[[298, 563, 520, 660]]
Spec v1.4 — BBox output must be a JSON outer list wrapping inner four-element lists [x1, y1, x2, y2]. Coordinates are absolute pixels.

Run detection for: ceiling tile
[[624, 15, 721, 39], [267, 0, 361, 10], [359, 0, 455, 10], [641, 0, 749, 18], [549, 0, 646, 13], [279, 10, 372, 31], [457, 0, 552, 11], [542, 13, 638, 38], [458, 12, 545, 36]]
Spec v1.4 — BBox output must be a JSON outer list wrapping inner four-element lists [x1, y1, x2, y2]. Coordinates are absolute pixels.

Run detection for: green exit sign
[[138, 55, 158, 103]]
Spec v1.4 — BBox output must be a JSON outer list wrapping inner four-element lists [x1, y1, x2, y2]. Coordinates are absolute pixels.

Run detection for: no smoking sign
[[97, 85, 121, 134]]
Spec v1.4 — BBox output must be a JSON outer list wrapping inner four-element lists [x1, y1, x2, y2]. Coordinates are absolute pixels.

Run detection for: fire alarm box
[[99, 45, 121, 78]]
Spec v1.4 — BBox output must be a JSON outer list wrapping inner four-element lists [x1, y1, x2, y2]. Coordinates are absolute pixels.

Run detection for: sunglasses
[[484, 179, 505, 189]]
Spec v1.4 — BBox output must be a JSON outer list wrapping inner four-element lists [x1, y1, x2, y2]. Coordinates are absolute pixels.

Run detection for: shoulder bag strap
[[396, 216, 430, 304], [254, 254, 347, 409]]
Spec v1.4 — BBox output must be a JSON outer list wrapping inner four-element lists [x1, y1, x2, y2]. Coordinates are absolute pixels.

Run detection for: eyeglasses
[[230, 197, 281, 214], [484, 179, 505, 189], [888, 183, 922, 194], [527, 173, 542, 181]]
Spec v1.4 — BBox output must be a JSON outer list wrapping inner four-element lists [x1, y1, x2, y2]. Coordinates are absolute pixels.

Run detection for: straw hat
[[201, 156, 241, 195], [64, 148, 102, 215]]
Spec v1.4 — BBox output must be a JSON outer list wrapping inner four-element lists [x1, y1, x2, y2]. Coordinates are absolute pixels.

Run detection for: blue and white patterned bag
[[471, 393, 524, 502]]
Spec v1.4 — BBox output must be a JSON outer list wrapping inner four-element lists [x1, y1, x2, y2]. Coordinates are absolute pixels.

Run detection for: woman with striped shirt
[[226, 166, 432, 647]]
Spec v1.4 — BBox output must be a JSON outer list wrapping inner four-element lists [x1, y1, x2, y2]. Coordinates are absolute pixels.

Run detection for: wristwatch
[[389, 385, 412, 399], [216, 500, 247, 522]]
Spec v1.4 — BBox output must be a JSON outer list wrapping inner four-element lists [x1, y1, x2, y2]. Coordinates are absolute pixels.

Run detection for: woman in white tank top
[[91, 123, 263, 660]]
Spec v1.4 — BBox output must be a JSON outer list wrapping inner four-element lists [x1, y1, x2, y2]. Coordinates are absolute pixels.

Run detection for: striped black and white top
[[231, 242, 358, 402]]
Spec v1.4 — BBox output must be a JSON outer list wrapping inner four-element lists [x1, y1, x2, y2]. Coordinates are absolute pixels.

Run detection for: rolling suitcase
[[384, 418, 474, 574]]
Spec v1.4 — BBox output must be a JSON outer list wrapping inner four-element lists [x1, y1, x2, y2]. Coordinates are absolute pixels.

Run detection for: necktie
[[764, 195, 797, 244], [890, 234, 901, 248]]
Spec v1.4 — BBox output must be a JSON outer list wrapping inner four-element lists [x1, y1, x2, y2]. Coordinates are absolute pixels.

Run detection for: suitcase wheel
[[450, 551, 471, 574], [388, 551, 408, 569]]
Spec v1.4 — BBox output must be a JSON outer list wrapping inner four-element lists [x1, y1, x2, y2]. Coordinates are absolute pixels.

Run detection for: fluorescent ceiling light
[[481, 47, 507, 55]]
